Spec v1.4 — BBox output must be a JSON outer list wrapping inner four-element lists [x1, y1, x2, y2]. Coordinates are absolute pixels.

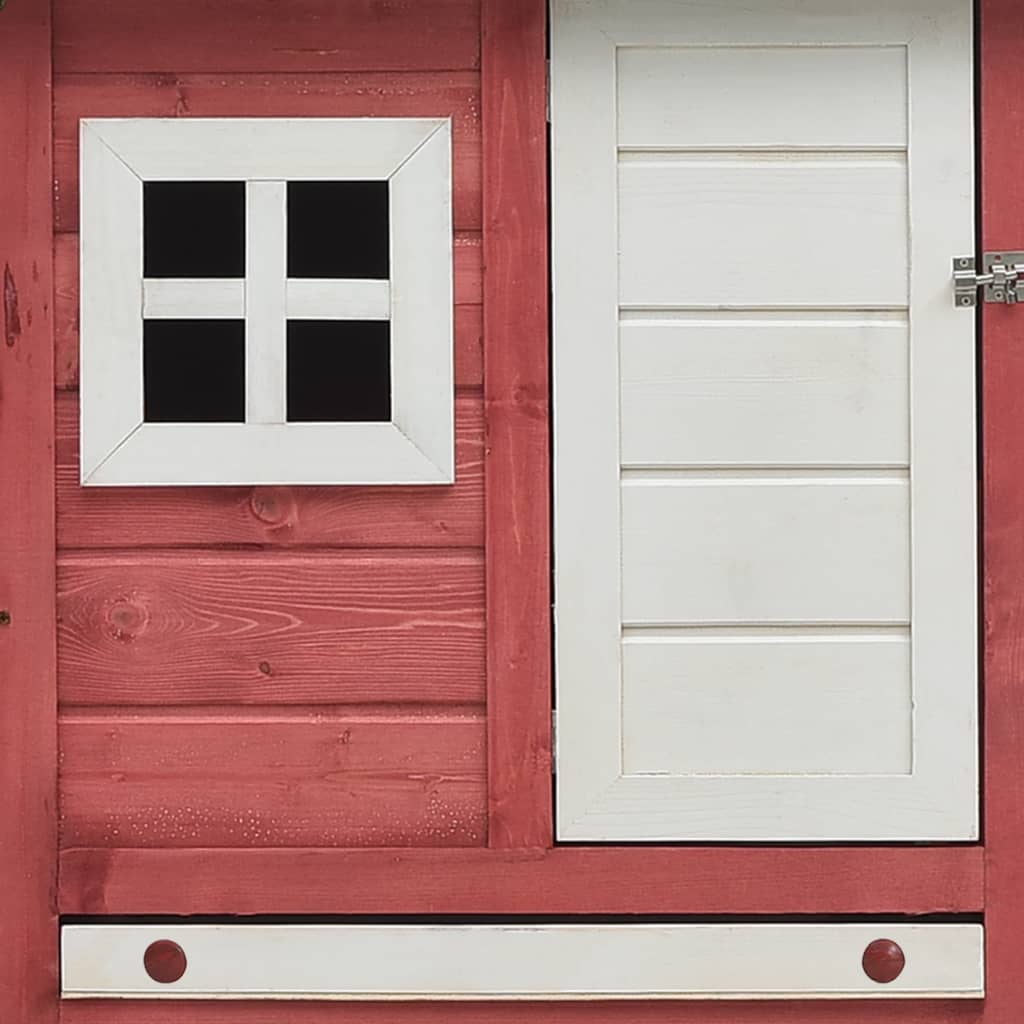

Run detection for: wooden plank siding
[[56, 394, 484, 549], [0, 2, 58, 1021], [60, 716, 486, 848], [57, 845, 984, 917], [53, 0, 481, 74], [54, 2, 488, 853], [57, 552, 485, 706], [482, 0, 553, 848], [981, 3, 1024, 1024]]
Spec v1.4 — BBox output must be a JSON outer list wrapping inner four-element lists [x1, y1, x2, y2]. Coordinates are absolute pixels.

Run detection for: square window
[[144, 181, 246, 278], [287, 321, 391, 422], [288, 181, 390, 280], [143, 320, 246, 422], [80, 118, 453, 485]]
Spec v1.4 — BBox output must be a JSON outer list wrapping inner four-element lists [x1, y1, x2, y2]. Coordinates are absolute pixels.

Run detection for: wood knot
[[258, 661, 273, 676], [249, 487, 296, 529], [107, 599, 149, 642]]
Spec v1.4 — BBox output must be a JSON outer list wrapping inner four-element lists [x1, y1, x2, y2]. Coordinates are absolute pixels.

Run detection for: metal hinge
[[953, 252, 1024, 307], [551, 708, 557, 773]]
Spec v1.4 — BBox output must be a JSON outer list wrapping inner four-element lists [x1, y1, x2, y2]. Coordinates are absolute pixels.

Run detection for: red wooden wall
[[0, 0, 1020, 1021], [53, 1, 490, 853]]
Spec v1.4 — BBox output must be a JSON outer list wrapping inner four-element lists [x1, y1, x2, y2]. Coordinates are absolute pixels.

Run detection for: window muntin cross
[[141, 179, 393, 425]]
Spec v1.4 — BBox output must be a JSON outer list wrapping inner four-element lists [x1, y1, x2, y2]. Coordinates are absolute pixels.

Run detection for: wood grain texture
[[58, 552, 485, 706], [482, 0, 552, 849], [57, 393, 483, 549], [982, 3, 1024, 1023], [0, 4, 57, 1022], [60, 715, 486, 848], [57, 1002, 986, 1024], [55, 233, 482, 390], [54, 73, 481, 234], [54, 1, 480, 73], [57, 845, 984, 916]]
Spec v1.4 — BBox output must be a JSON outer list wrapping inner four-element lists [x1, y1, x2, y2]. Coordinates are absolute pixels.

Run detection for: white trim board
[[61, 924, 984, 1001]]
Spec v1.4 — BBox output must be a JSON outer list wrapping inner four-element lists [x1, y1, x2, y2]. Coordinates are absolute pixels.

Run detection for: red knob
[[143, 940, 188, 984], [862, 938, 905, 984]]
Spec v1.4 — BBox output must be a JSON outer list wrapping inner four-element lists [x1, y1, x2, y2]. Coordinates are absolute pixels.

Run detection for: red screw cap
[[862, 938, 905, 984], [143, 940, 188, 984]]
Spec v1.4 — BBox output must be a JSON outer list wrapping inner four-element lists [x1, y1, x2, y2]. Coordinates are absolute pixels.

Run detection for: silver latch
[[953, 252, 1024, 307]]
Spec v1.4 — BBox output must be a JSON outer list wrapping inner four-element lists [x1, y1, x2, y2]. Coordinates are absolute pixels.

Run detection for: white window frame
[[80, 118, 453, 486]]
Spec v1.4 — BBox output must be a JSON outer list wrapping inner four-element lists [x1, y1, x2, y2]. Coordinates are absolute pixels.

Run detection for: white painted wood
[[245, 181, 287, 424], [84, 118, 448, 181], [286, 279, 391, 321], [60, 924, 984, 1001], [82, 423, 450, 486], [79, 123, 144, 482], [141, 279, 392, 321], [621, 476, 910, 625], [618, 153, 909, 309], [622, 631, 911, 775], [390, 123, 455, 481], [552, 0, 976, 840], [617, 46, 908, 151], [79, 117, 454, 486], [620, 312, 909, 467], [142, 279, 245, 318]]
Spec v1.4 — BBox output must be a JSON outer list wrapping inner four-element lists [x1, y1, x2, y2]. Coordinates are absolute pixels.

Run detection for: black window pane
[[288, 182, 389, 280], [144, 320, 246, 423], [144, 181, 245, 278], [287, 320, 391, 422]]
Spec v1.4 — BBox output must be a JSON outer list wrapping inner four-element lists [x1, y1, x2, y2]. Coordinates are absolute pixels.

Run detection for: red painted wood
[[982, 2, 1024, 1023], [0, 4, 57, 1022], [57, 1003, 984, 1024], [56, 393, 484, 549], [54, 0, 480, 73], [143, 941, 188, 985], [861, 940, 906, 985], [482, 0, 552, 849], [57, 846, 983, 917], [58, 552, 485, 706], [54, 233, 483, 389], [53, 72, 482, 234], [60, 714, 486, 848]]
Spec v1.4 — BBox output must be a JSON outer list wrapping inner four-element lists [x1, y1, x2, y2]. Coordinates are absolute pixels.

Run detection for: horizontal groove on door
[[617, 149, 908, 164], [60, 923, 985, 1000], [59, 715, 487, 849], [619, 468, 911, 481]]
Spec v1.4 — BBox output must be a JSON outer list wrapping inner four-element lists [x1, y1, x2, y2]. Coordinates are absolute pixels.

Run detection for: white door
[[552, 0, 977, 841]]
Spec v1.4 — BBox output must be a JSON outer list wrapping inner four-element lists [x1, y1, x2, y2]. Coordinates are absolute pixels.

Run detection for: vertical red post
[[482, 0, 553, 848], [982, 1, 1024, 1021], [0, 0, 58, 1019]]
